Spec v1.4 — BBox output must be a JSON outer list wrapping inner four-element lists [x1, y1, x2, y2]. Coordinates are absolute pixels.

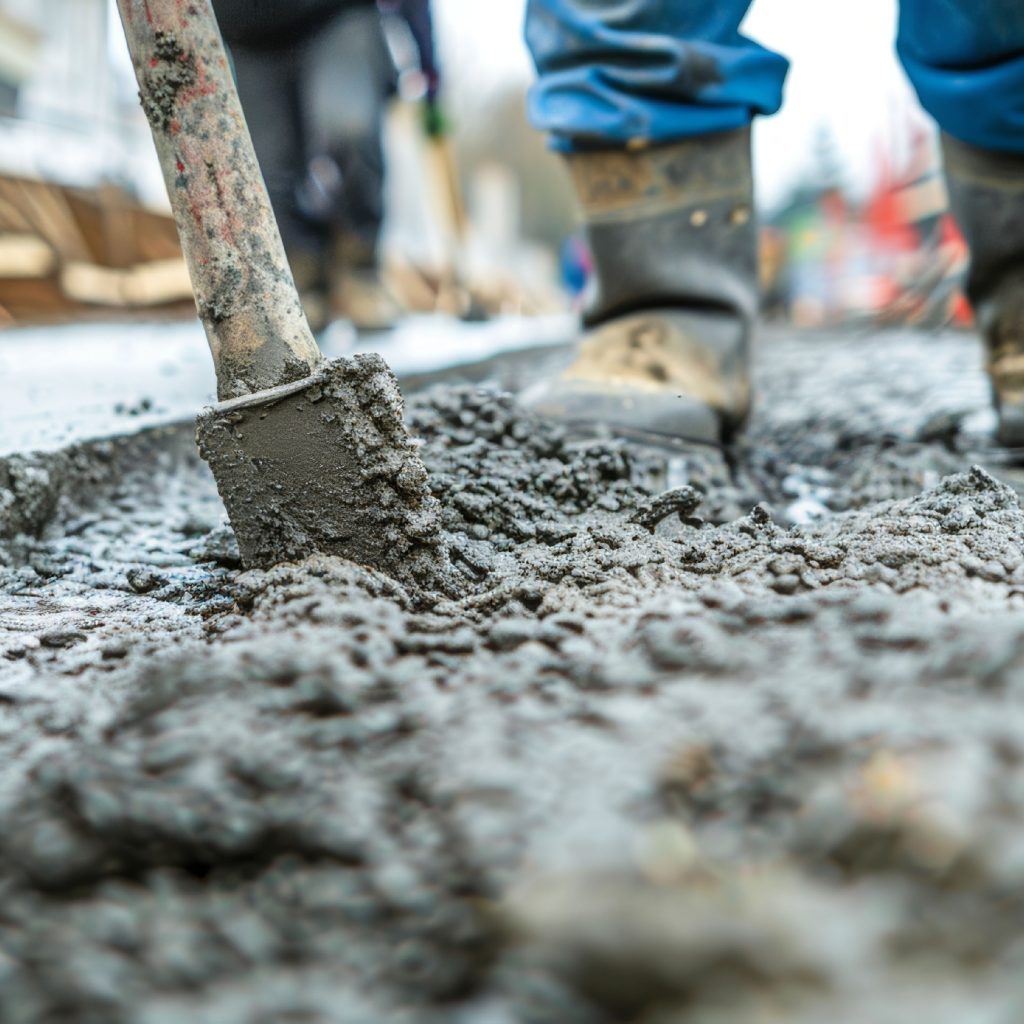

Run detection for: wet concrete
[[3, 326, 1024, 1023]]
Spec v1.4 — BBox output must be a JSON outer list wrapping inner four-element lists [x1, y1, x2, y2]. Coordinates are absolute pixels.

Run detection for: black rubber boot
[[328, 232, 401, 333], [286, 247, 329, 335], [523, 128, 756, 444], [942, 134, 1024, 447]]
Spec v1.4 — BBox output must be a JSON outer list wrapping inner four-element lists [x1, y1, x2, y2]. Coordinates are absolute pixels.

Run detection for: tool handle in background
[[427, 135, 468, 244], [424, 132, 489, 320], [115, 0, 322, 401]]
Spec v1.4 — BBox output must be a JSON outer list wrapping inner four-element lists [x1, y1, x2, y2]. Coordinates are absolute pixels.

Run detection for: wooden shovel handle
[[115, 0, 321, 400]]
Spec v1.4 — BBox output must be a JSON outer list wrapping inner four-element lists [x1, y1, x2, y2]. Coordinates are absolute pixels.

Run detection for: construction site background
[[0, 0, 972, 329]]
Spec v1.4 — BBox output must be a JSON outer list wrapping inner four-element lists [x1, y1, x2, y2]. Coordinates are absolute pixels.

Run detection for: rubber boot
[[329, 232, 402, 333], [286, 247, 330, 335], [942, 134, 1024, 446], [523, 128, 757, 444]]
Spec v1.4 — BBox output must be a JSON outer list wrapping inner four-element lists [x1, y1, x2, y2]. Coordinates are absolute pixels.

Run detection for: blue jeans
[[525, 0, 1024, 154]]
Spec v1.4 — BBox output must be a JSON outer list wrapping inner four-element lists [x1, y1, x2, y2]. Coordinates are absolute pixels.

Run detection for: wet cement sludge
[[2, 329, 1024, 1023]]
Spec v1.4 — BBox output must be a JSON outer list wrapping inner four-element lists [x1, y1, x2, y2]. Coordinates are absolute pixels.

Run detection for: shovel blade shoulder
[[196, 354, 444, 577]]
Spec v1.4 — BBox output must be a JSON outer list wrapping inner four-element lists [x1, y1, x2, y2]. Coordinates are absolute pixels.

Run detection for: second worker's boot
[[523, 128, 757, 444], [942, 134, 1024, 447], [286, 247, 330, 335], [329, 232, 403, 334]]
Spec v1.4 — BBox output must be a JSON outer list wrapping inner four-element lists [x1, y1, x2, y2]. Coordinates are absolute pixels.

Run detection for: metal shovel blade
[[196, 353, 444, 575]]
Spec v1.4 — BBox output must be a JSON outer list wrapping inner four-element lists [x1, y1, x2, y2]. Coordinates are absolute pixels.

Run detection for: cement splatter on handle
[[115, 0, 322, 400]]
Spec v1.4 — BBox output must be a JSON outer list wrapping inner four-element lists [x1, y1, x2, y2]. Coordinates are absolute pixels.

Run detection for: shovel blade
[[196, 354, 443, 576]]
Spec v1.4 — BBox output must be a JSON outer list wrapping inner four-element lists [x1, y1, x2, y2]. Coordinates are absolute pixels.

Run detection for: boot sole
[[520, 379, 733, 447]]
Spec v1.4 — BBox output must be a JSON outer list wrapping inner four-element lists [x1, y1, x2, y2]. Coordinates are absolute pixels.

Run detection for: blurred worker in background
[[212, 0, 440, 333], [522, 1, 1024, 447]]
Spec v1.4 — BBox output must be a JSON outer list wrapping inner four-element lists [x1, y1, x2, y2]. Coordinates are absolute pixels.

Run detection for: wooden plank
[[14, 179, 92, 262], [60, 257, 192, 307], [0, 234, 56, 277]]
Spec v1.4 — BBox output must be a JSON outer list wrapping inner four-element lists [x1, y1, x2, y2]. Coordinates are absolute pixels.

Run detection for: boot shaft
[[566, 129, 757, 329], [941, 133, 1024, 311], [942, 133, 1024, 445]]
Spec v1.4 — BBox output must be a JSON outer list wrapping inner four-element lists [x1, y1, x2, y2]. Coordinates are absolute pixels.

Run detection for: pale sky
[[433, 0, 928, 209]]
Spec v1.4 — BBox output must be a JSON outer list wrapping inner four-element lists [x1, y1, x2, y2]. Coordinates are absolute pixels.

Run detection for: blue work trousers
[[525, 0, 1024, 154]]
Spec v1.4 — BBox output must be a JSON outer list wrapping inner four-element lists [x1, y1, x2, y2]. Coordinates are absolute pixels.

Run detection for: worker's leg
[[302, 6, 391, 253], [222, 42, 333, 331], [211, 0, 341, 330], [522, 0, 787, 442], [226, 47, 310, 251], [212, 0, 341, 48], [899, 1, 1024, 443], [897, 0, 1024, 154], [301, 6, 400, 331]]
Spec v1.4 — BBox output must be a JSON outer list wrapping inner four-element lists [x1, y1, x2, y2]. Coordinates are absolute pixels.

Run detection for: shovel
[[115, 0, 443, 578]]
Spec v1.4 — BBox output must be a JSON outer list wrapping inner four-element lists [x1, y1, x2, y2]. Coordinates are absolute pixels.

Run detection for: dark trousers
[[213, 0, 393, 259]]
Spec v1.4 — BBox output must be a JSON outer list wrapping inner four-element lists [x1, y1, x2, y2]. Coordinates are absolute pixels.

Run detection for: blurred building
[[0, 1, 39, 117], [0, 0, 151, 194], [0, 0, 190, 322]]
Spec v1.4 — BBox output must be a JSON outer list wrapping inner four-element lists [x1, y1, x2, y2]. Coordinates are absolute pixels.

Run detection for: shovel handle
[[427, 136, 468, 243], [115, 0, 321, 400]]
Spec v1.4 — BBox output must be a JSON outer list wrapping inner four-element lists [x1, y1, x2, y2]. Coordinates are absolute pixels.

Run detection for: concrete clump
[[4, 331, 1024, 1021]]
